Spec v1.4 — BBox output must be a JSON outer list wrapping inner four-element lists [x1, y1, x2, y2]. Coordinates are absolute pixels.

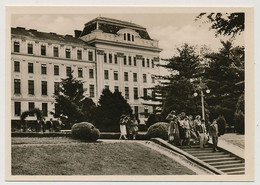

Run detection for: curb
[[151, 138, 225, 175]]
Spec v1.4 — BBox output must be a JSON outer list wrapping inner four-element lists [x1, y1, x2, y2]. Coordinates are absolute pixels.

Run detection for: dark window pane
[[28, 43, 33, 54], [78, 67, 83, 78], [14, 79, 21, 94], [90, 84, 95, 97], [89, 69, 94, 78], [66, 48, 71, 58], [41, 81, 47, 95], [53, 47, 59, 57], [28, 80, 34, 95], [14, 61, 20, 72], [14, 102, 21, 116], [54, 65, 59, 75], [88, 51, 93, 61], [77, 50, 82, 60], [41, 45, 46, 56], [66, 66, 71, 76], [28, 63, 34, 73], [41, 64, 47, 75], [42, 103, 48, 117], [14, 42, 20, 52]]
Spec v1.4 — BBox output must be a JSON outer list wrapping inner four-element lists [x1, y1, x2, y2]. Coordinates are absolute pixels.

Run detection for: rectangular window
[[14, 79, 21, 94], [14, 102, 21, 116], [114, 86, 119, 92], [28, 62, 33, 73], [125, 87, 129, 99], [41, 64, 47, 75], [41, 81, 48, 95], [124, 72, 128, 81], [133, 73, 137, 82], [78, 67, 83, 78], [147, 59, 150, 67], [128, 56, 132, 65], [143, 88, 148, 99], [54, 82, 60, 95], [66, 48, 71, 58], [109, 54, 112, 63], [151, 75, 155, 83], [134, 57, 137, 66], [143, 74, 147, 83], [105, 85, 109, 90], [134, 106, 139, 116], [77, 50, 82, 60], [41, 45, 46, 56], [104, 53, 107, 63], [134, 87, 138, 100], [152, 59, 155, 68], [28, 43, 33, 54], [28, 102, 35, 116], [104, 70, 109, 80], [14, 42, 20, 52], [88, 51, 93, 61], [144, 108, 149, 118], [89, 69, 94, 78], [127, 33, 131, 41], [114, 54, 118, 64], [89, 84, 95, 97], [124, 56, 127, 65], [142, 58, 145, 67], [54, 65, 59, 76], [42, 103, 48, 117], [66, 66, 71, 76], [114, 71, 118, 80], [132, 35, 135, 42], [53, 47, 59, 57], [14, 61, 20, 72], [28, 80, 34, 95]]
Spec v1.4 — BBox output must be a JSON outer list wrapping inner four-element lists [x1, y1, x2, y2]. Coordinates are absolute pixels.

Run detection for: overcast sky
[[11, 13, 244, 58]]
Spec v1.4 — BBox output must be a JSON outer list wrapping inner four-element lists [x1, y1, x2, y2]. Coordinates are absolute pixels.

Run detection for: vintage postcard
[[5, 6, 254, 181]]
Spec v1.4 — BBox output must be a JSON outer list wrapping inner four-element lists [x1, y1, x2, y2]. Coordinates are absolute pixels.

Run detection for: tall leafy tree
[[51, 72, 96, 126], [93, 89, 132, 132], [203, 41, 244, 125], [195, 12, 245, 38]]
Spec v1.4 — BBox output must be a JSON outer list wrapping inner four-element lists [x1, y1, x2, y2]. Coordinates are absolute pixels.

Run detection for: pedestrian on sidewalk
[[130, 115, 139, 140], [209, 119, 219, 152], [119, 114, 128, 140]]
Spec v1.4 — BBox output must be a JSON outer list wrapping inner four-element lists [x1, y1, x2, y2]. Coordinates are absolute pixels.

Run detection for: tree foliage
[[195, 13, 244, 38], [93, 89, 132, 132], [51, 72, 96, 126]]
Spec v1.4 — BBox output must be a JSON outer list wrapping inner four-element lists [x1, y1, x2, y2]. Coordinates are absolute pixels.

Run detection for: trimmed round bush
[[146, 122, 169, 140], [72, 122, 100, 141]]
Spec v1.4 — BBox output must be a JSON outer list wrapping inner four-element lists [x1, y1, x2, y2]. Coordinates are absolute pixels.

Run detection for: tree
[[51, 72, 96, 127], [195, 13, 244, 38], [158, 44, 204, 118], [203, 41, 244, 126], [93, 89, 132, 132]]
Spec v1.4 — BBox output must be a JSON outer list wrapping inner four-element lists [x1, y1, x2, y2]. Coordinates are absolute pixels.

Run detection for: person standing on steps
[[196, 119, 207, 148], [209, 119, 219, 152]]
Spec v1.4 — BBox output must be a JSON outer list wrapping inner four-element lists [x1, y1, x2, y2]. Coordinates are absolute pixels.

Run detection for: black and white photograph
[[5, 6, 254, 181]]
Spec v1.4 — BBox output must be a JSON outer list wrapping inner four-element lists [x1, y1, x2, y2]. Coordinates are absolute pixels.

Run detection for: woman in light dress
[[119, 114, 128, 140]]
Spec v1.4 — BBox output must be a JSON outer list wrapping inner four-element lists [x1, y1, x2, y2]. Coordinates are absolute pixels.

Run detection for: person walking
[[130, 115, 139, 140], [183, 116, 191, 146], [188, 115, 197, 144], [119, 115, 128, 140], [196, 119, 207, 148], [209, 119, 219, 152], [49, 118, 54, 132]]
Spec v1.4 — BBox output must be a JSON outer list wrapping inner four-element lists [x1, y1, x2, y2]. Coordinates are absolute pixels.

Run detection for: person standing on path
[[119, 114, 128, 140], [209, 119, 219, 152], [196, 119, 207, 148]]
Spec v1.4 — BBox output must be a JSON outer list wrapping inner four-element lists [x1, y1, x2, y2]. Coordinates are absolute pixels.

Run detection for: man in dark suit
[[209, 119, 219, 152]]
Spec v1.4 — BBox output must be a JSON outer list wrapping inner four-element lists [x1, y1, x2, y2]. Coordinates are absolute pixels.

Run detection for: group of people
[[167, 110, 219, 151], [119, 114, 139, 140], [33, 118, 64, 132]]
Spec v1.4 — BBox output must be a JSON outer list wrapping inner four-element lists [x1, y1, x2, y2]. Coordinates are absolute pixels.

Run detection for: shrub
[[138, 124, 147, 132], [71, 122, 100, 141], [146, 114, 163, 128], [216, 115, 226, 136], [234, 110, 244, 134], [146, 122, 169, 140]]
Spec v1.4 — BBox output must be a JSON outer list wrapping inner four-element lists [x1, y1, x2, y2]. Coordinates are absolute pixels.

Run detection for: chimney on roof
[[29, 29, 37, 32], [74, 30, 82, 38], [16, 27, 25, 30]]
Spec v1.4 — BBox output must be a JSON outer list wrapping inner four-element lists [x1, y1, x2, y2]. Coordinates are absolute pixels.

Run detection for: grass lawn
[[12, 137, 196, 175], [219, 133, 244, 149]]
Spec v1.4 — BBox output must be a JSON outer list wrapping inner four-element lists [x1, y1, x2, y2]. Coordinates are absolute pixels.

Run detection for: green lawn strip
[[12, 142, 196, 175]]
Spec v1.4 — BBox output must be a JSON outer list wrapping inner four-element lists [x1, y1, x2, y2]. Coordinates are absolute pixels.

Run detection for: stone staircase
[[179, 145, 245, 175]]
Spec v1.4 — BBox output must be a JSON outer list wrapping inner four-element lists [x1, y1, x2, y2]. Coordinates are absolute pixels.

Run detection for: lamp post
[[194, 79, 210, 120]]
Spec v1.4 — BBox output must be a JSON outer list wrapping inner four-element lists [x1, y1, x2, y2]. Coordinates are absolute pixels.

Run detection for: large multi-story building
[[11, 17, 162, 124]]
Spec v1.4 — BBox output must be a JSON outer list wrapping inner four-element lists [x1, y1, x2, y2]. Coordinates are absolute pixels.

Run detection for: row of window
[[104, 70, 155, 83], [123, 33, 135, 42], [103, 85, 154, 100], [14, 102, 48, 117], [14, 79, 95, 97], [13, 41, 94, 61], [103, 53, 155, 68], [14, 61, 95, 78]]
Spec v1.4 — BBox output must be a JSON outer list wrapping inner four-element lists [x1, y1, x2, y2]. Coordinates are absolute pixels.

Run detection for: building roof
[[80, 17, 152, 40], [11, 27, 92, 47]]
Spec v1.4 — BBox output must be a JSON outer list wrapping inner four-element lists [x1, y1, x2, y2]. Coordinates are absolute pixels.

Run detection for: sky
[[11, 13, 244, 59]]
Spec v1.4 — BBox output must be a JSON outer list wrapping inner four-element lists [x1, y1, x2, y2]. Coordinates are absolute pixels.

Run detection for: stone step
[[226, 170, 245, 175], [180, 145, 210, 149], [182, 148, 214, 152], [193, 152, 226, 157], [221, 167, 245, 173], [197, 154, 231, 160], [214, 163, 245, 169], [187, 150, 216, 154], [208, 160, 243, 166], [202, 157, 238, 163]]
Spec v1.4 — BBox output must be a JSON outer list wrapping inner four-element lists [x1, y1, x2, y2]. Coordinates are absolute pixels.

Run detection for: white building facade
[[11, 17, 162, 124]]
